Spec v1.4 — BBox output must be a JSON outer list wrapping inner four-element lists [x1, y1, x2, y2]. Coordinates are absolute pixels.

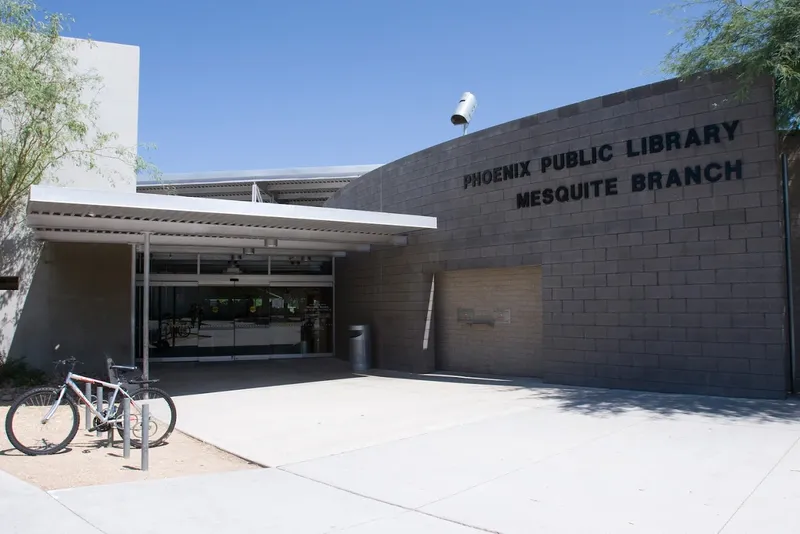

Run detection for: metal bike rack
[[122, 398, 131, 459], [96, 387, 103, 437], [84, 383, 92, 431], [82, 377, 150, 471], [141, 404, 150, 471]]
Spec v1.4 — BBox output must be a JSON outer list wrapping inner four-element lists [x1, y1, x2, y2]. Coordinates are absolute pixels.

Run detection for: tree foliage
[[659, 0, 800, 131], [0, 0, 158, 219]]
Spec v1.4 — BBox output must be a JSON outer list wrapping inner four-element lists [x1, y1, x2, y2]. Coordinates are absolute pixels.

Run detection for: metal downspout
[[781, 153, 796, 394]]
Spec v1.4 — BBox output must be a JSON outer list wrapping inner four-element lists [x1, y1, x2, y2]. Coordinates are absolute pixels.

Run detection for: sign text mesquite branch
[[460, 120, 744, 209]]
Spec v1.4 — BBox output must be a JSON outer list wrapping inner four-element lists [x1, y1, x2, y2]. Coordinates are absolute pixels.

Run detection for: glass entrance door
[[143, 284, 200, 359], [197, 285, 238, 357], [229, 286, 273, 356], [137, 282, 333, 361]]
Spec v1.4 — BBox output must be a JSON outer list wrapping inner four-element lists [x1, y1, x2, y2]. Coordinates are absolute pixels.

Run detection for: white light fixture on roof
[[451, 91, 477, 136], [265, 238, 278, 248]]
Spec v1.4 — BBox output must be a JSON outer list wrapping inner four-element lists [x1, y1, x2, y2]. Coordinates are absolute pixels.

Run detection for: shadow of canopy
[[151, 357, 363, 397]]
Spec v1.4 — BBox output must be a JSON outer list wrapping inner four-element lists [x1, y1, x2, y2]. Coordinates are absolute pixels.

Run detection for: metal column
[[130, 243, 137, 365], [332, 256, 336, 358], [142, 232, 151, 380]]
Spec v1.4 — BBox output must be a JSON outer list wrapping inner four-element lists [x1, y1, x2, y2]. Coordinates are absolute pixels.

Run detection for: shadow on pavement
[[152, 357, 363, 396], [367, 368, 544, 388], [150, 359, 800, 423], [368, 369, 800, 423], [530, 385, 800, 423]]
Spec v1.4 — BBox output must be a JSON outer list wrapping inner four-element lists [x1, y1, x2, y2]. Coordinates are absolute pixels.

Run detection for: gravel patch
[[0, 405, 260, 491]]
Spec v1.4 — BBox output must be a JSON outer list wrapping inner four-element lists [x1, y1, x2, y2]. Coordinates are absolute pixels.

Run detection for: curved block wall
[[327, 73, 788, 399]]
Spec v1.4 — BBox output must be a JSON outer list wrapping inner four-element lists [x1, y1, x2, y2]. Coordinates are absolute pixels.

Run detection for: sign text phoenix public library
[[460, 120, 744, 209]]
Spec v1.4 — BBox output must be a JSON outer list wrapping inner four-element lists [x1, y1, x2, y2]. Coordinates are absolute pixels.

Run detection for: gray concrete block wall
[[328, 73, 789, 399], [4, 243, 132, 377]]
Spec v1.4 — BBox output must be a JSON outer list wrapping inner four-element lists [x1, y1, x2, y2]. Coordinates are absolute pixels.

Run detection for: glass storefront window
[[137, 253, 333, 276], [135, 284, 333, 359]]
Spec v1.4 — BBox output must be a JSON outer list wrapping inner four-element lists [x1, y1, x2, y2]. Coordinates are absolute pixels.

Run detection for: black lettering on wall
[[648, 171, 663, 190], [685, 165, 702, 185], [628, 160, 744, 191], [665, 169, 682, 188], [626, 139, 640, 157], [722, 120, 740, 140], [632, 173, 646, 192], [462, 119, 746, 210], [704, 124, 721, 144], [566, 151, 579, 168], [726, 159, 743, 180], [649, 135, 664, 154], [540, 144, 614, 174], [705, 162, 722, 182], [665, 132, 681, 151], [685, 128, 702, 148], [604, 177, 618, 196]]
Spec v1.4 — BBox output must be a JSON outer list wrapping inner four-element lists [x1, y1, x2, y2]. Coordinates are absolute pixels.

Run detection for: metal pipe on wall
[[781, 153, 797, 394]]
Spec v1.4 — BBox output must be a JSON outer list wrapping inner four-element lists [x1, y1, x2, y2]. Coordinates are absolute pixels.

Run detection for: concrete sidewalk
[[50, 469, 482, 533], [0, 470, 104, 534], [7, 366, 800, 533], [159, 367, 800, 533], [164, 366, 544, 466]]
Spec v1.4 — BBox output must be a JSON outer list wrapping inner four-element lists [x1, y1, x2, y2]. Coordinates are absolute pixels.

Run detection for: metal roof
[[137, 165, 382, 206], [26, 185, 436, 255]]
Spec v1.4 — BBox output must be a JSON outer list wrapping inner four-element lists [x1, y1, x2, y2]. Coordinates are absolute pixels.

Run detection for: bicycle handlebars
[[54, 357, 81, 369]]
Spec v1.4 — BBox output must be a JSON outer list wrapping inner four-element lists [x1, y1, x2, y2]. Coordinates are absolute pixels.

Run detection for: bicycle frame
[[42, 371, 134, 425]]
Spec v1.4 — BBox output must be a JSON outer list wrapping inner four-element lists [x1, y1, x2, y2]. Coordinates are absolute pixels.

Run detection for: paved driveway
[[48, 360, 800, 532], [157, 359, 542, 466]]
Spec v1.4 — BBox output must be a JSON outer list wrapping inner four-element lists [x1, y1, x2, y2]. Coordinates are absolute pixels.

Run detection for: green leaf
[[0, 0, 164, 219], [659, 0, 800, 131]]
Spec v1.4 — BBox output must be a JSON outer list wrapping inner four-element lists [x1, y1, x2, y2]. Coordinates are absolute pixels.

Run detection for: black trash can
[[349, 325, 371, 372]]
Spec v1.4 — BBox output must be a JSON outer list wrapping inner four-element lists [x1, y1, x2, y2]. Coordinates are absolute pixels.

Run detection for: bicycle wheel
[[178, 322, 191, 338], [5, 387, 80, 456], [114, 387, 177, 448]]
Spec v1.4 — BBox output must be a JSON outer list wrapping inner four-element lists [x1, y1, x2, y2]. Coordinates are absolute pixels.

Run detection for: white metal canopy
[[136, 165, 382, 206], [26, 185, 437, 254]]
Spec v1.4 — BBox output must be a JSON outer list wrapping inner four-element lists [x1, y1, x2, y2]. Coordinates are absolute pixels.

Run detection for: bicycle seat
[[127, 377, 160, 385], [110, 364, 138, 372]]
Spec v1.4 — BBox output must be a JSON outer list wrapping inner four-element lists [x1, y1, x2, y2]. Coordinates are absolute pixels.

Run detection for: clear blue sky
[[41, 0, 685, 174]]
